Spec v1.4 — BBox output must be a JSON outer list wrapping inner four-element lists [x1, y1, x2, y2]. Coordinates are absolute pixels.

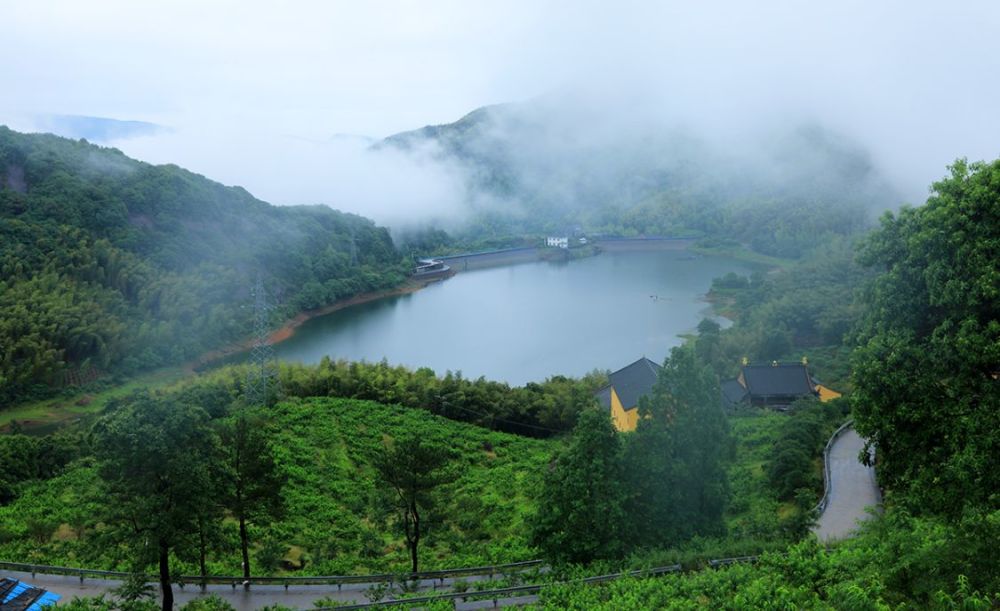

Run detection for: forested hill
[[382, 100, 900, 257], [0, 126, 406, 405]]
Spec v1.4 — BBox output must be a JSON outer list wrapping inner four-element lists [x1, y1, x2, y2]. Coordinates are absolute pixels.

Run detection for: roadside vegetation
[[535, 530, 995, 610], [0, 360, 842, 602]]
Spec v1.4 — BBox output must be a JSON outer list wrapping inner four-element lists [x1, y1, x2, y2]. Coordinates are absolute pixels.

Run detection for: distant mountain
[[33, 114, 166, 142], [0, 126, 405, 404], [380, 100, 900, 249]]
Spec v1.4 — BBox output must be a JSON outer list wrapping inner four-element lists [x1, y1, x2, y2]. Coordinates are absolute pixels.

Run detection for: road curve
[[813, 426, 881, 541]]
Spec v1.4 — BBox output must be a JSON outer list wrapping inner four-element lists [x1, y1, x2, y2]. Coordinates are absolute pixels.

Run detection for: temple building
[[595, 357, 662, 432], [722, 358, 841, 410]]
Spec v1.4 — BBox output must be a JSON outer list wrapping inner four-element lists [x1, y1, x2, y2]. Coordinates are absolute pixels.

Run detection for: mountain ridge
[[0, 126, 405, 405]]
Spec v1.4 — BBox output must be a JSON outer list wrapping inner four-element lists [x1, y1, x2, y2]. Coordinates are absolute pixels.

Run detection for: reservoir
[[273, 251, 752, 385]]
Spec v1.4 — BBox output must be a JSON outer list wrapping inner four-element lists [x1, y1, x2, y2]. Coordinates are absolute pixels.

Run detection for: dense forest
[[0, 127, 407, 405]]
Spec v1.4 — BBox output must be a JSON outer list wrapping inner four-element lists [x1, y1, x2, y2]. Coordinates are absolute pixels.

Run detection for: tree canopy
[[91, 393, 220, 611], [372, 434, 456, 573], [625, 345, 731, 547], [852, 158, 1000, 518], [0, 126, 406, 405], [530, 407, 627, 565]]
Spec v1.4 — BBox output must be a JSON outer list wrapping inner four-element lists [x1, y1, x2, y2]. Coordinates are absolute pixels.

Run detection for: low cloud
[[111, 122, 471, 229], [2, 1, 998, 225]]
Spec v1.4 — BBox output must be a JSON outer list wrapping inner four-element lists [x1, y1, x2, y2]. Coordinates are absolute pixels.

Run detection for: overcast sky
[[3, 1, 1000, 218]]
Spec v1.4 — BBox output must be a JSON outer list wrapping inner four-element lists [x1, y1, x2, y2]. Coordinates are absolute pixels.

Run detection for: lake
[[273, 251, 751, 385]]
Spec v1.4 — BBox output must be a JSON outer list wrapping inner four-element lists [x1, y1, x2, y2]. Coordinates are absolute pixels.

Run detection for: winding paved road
[[813, 426, 881, 541]]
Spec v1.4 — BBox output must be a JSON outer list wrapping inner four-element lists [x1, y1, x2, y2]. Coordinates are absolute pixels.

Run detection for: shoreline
[[4, 243, 747, 432], [189, 274, 453, 371], [195, 239, 704, 369], [255, 238, 729, 360]]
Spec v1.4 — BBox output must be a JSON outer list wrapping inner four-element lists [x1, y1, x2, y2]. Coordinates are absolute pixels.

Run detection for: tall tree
[[531, 408, 627, 564], [853, 158, 1000, 518], [624, 345, 730, 548], [372, 435, 455, 573], [92, 393, 220, 611], [659, 345, 731, 537], [622, 399, 681, 548], [219, 410, 286, 582]]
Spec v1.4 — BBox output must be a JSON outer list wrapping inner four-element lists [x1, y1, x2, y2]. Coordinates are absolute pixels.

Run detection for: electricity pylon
[[245, 273, 279, 408]]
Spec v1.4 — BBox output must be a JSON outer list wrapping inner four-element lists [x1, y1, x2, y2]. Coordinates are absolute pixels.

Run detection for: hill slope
[[0, 396, 551, 573], [0, 127, 406, 404], [382, 99, 898, 254]]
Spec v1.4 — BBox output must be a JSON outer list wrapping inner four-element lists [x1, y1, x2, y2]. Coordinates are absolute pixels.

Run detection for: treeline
[[0, 127, 407, 405], [234, 357, 604, 436], [691, 237, 867, 388], [0, 431, 81, 504], [594, 196, 871, 259], [531, 346, 731, 565]]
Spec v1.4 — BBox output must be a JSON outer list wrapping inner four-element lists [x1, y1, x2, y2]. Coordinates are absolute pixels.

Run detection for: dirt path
[[813, 427, 881, 541]]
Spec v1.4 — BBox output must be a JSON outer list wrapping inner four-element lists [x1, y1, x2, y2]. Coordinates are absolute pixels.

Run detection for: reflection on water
[[271, 251, 751, 385]]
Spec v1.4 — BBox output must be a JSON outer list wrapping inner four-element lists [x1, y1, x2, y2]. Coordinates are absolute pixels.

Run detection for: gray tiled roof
[[603, 357, 662, 410], [721, 378, 748, 405], [741, 363, 815, 397]]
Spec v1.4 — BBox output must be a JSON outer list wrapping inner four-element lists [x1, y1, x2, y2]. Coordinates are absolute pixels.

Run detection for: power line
[[441, 402, 566, 434]]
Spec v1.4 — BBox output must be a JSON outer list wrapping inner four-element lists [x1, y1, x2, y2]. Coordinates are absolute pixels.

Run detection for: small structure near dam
[[413, 258, 452, 278]]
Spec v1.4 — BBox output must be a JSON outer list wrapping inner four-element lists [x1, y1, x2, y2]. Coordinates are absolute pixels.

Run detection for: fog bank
[[2, 1, 998, 224]]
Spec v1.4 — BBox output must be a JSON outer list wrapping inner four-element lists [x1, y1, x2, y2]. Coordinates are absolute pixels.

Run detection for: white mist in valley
[[3, 0, 999, 228]]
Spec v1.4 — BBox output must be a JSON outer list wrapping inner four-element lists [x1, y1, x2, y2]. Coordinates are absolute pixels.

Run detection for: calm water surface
[[274, 252, 750, 385]]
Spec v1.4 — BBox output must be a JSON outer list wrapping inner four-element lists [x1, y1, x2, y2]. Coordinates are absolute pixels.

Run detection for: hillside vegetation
[[0, 127, 406, 405], [0, 396, 550, 574], [1, 111, 997, 610], [0, 360, 831, 578], [528, 158, 1000, 608]]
